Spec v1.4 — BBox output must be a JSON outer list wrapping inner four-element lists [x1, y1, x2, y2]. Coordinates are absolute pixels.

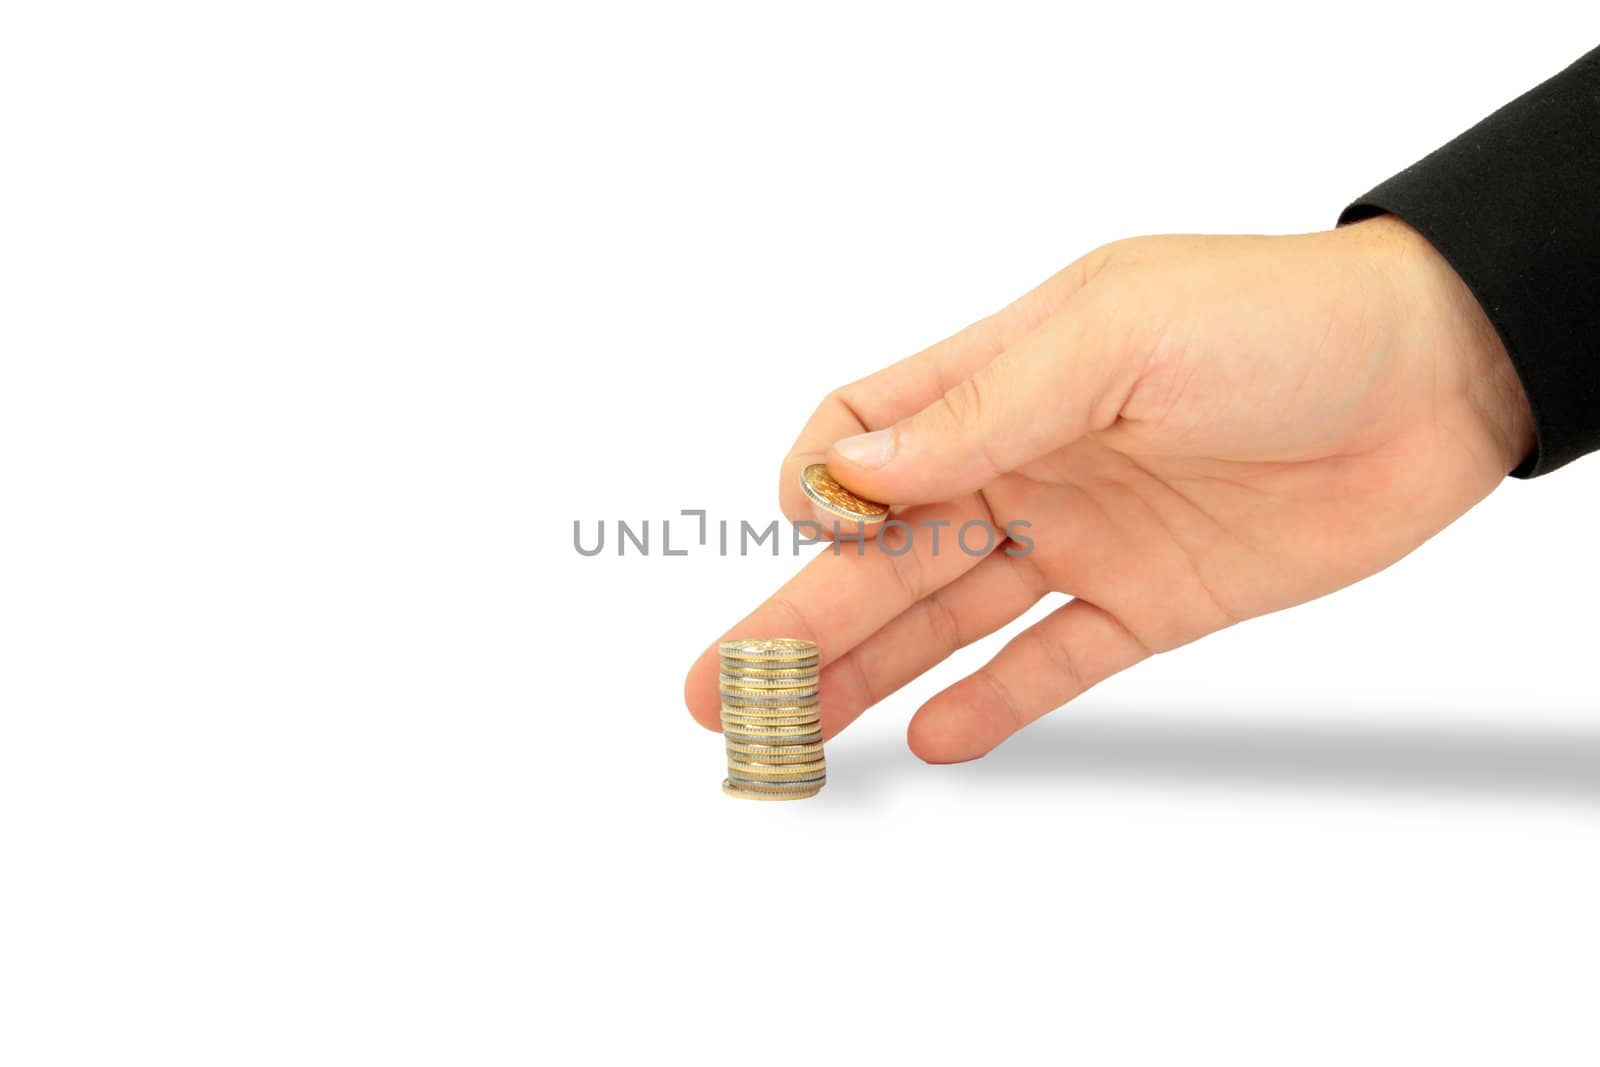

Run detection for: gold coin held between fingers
[[799, 464, 889, 526]]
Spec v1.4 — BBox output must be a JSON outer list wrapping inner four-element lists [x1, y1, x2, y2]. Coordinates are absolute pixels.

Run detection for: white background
[[4, 3, 1599, 1064]]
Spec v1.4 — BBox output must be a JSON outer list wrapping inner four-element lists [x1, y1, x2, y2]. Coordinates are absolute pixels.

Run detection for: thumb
[[825, 306, 1127, 505]]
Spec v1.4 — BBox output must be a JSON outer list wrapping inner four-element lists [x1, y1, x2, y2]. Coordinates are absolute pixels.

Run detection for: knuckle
[[828, 386, 868, 428], [939, 374, 988, 433], [935, 372, 1006, 478], [885, 539, 926, 603]]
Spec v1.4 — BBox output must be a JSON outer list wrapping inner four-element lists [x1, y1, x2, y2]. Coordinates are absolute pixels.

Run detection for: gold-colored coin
[[722, 721, 823, 737], [725, 738, 824, 754], [721, 705, 821, 719], [718, 673, 818, 689], [718, 665, 818, 680], [720, 662, 819, 681], [799, 463, 889, 526], [718, 664, 820, 681], [721, 716, 819, 731], [720, 676, 819, 689], [722, 779, 822, 801], [727, 759, 828, 778], [719, 655, 819, 672]]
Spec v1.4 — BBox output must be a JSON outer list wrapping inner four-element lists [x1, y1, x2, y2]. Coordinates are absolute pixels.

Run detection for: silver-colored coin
[[718, 685, 820, 702], [722, 713, 820, 729], [722, 728, 823, 745], [719, 655, 820, 672], [722, 779, 821, 801], [719, 638, 818, 659], [722, 721, 823, 737], [728, 770, 827, 788], [720, 689, 820, 705], [719, 701, 821, 716], [718, 665, 820, 682], [719, 674, 819, 691], [724, 750, 826, 765]]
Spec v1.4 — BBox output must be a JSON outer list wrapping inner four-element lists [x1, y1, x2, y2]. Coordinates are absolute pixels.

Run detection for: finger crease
[[921, 589, 964, 657], [1029, 619, 1087, 698], [768, 595, 823, 647], [886, 541, 926, 603], [976, 668, 1028, 732], [842, 647, 876, 708]]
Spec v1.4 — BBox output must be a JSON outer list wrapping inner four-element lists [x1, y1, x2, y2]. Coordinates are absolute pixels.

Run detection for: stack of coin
[[719, 637, 825, 800]]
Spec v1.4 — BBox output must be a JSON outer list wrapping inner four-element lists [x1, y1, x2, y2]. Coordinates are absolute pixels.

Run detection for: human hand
[[683, 217, 1536, 763]]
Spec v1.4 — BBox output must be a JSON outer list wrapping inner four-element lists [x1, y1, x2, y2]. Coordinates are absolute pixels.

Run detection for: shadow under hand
[[833, 709, 1600, 807]]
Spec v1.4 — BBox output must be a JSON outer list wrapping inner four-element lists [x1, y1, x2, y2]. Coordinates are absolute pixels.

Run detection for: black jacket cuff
[[1338, 46, 1600, 477]]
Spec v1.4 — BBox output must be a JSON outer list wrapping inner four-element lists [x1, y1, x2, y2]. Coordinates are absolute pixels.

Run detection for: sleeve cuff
[[1336, 46, 1600, 478]]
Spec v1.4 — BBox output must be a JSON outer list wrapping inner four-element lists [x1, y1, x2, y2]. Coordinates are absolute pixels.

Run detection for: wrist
[[1355, 214, 1537, 474]]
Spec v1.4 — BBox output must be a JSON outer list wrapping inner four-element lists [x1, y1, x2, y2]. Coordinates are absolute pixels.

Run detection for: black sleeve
[[1338, 45, 1600, 477]]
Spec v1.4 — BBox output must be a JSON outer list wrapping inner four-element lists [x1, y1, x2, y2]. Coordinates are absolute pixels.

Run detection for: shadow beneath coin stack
[[824, 706, 1600, 809]]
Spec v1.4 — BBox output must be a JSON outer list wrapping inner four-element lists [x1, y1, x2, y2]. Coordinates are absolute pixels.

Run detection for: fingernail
[[832, 428, 895, 469]]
